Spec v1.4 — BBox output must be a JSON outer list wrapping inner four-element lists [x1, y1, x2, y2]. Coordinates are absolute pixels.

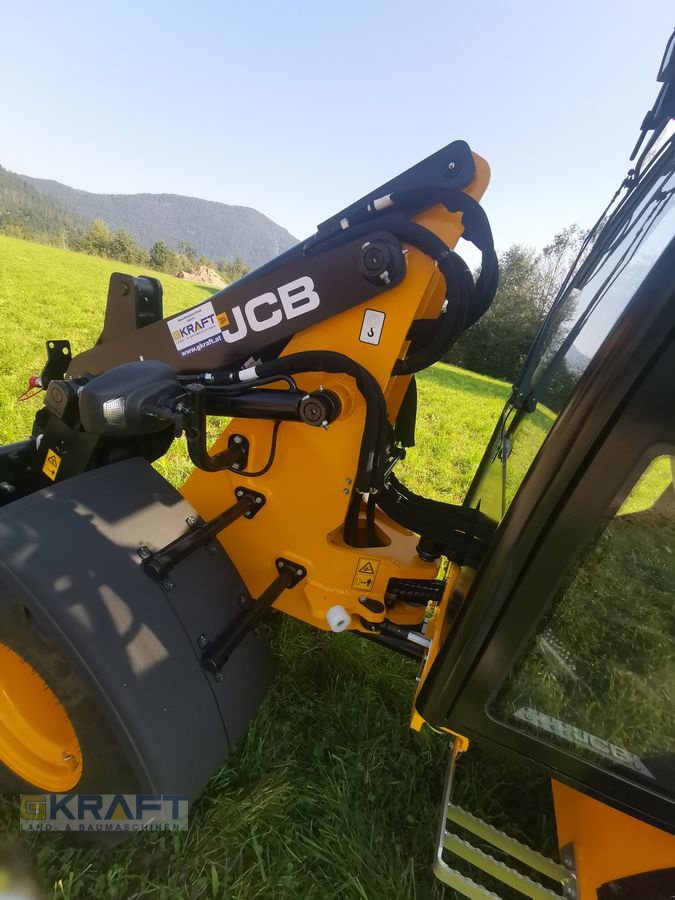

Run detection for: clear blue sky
[[1, 0, 672, 260]]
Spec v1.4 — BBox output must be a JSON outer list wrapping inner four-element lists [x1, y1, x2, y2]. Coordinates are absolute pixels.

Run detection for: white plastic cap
[[326, 605, 351, 633]]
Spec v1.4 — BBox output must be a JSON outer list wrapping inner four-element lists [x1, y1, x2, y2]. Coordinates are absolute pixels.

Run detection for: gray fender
[[0, 458, 274, 800]]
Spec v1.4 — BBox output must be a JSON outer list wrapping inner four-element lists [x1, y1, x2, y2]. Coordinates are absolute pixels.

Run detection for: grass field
[[0, 236, 556, 899]]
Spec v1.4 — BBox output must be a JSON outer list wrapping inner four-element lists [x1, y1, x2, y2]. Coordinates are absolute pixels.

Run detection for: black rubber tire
[[0, 584, 145, 797]]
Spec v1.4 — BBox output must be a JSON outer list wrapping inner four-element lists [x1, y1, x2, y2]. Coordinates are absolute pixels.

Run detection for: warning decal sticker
[[42, 450, 62, 481], [167, 300, 224, 358], [359, 309, 385, 345], [351, 556, 380, 590]]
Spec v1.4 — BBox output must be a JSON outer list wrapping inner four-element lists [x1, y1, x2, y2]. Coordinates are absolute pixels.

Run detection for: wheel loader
[[1, 29, 674, 900]]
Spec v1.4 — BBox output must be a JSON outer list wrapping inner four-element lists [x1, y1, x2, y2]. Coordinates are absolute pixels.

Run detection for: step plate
[[434, 739, 577, 900]]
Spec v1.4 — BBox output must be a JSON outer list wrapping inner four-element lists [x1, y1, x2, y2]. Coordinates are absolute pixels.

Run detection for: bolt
[[343, 488, 350, 495], [239, 594, 248, 607], [252, 627, 260, 636], [560, 845, 575, 869], [233, 435, 243, 444], [236, 488, 244, 497], [186, 516, 197, 527], [138, 546, 151, 559], [62, 752, 78, 770], [0, 482, 15, 493], [231, 463, 240, 470], [296, 568, 303, 577], [447, 161, 456, 171], [214, 671, 224, 683], [277, 560, 284, 568], [302, 401, 323, 422], [345, 478, 352, 485], [358, 596, 368, 605], [255, 496, 263, 505], [162, 579, 175, 591], [208, 544, 218, 555], [363, 246, 385, 271], [562, 877, 577, 899], [197, 634, 208, 649]]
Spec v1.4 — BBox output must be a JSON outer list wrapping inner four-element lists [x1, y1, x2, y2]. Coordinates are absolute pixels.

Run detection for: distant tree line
[[445, 224, 586, 384], [0, 214, 250, 285], [68, 219, 250, 283]]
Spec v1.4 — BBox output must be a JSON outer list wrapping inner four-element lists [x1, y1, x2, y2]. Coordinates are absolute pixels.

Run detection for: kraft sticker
[[167, 301, 224, 358]]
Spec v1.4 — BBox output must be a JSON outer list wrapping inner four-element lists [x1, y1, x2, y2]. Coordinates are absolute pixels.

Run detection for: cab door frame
[[417, 235, 675, 833]]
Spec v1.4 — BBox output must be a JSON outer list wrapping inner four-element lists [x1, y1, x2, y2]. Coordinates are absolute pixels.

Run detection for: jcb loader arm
[[0, 141, 498, 813]]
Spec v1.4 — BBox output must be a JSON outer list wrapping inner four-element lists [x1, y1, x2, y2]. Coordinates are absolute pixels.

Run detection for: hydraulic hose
[[302, 188, 498, 373], [208, 350, 388, 495]]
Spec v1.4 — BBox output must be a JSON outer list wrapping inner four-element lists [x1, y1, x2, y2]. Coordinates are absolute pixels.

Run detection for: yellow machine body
[[182, 157, 491, 637], [553, 781, 675, 894]]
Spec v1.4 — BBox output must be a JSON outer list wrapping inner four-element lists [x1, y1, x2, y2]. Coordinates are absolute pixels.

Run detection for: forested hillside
[[0, 166, 84, 240], [22, 172, 297, 267], [0, 165, 297, 269]]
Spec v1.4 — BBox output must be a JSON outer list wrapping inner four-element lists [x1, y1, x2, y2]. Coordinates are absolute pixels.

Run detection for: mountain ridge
[[0, 165, 297, 269]]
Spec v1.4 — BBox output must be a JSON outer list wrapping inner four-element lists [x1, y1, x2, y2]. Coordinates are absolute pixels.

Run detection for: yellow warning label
[[217, 311, 230, 329], [42, 450, 61, 481], [351, 556, 380, 590]]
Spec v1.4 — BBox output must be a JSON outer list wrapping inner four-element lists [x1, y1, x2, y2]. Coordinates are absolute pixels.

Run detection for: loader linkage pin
[[140, 488, 266, 582], [202, 558, 306, 674]]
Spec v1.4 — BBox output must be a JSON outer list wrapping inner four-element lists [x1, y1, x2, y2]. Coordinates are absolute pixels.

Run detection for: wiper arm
[[511, 181, 625, 410]]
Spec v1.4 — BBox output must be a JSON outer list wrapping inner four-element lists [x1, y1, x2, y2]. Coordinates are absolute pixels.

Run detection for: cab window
[[467, 158, 675, 524], [491, 454, 675, 795]]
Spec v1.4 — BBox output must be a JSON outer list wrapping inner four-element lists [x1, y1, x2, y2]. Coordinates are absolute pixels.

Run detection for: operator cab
[[420, 45, 675, 898]]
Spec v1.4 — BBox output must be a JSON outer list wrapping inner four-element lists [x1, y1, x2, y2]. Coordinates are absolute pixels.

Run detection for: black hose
[[200, 189, 498, 490], [214, 351, 387, 494], [303, 202, 497, 373]]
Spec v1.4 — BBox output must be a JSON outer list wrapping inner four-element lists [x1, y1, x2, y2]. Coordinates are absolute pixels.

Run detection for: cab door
[[418, 138, 675, 895]]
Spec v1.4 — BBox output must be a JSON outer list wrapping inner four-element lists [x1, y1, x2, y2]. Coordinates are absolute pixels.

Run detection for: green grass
[[0, 236, 556, 899], [396, 365, 511, 505], [0, 236, 217, 445]]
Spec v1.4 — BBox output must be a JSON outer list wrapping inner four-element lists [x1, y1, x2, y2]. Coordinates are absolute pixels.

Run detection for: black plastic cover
[[78, 361, 183, 435]]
